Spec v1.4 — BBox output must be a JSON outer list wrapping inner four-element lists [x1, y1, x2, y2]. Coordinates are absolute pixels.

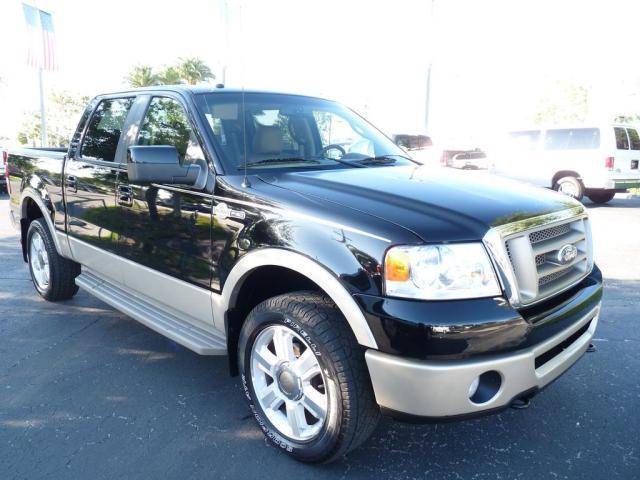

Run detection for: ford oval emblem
[[557, 244, 578, 265]]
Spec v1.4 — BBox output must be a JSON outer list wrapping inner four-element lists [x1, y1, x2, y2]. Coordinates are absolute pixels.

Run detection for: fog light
[[469, 370, 502, 405], [468, 376, 480, 399]]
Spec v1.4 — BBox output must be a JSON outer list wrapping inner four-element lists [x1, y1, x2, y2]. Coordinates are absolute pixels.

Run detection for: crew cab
[[7, 86, 603, 463], [491, 125, 640, 203]]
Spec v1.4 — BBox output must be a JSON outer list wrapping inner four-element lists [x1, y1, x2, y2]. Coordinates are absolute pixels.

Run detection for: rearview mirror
[[127, 145, 201, 186]]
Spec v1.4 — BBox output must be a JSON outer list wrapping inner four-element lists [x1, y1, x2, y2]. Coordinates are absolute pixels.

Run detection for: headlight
[[384, 243, 501, 300]]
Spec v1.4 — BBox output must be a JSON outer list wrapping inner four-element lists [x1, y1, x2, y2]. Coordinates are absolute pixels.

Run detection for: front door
[[64, 96, 135, 283], [116, 95, 216, 327]]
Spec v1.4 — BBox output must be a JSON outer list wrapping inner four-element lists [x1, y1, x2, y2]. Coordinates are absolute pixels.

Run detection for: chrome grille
[[484, 208, 594, 307], [529, 223, 571, 244]]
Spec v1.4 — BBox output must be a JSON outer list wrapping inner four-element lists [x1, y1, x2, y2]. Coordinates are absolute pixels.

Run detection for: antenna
[[237, 0, 251, 188]]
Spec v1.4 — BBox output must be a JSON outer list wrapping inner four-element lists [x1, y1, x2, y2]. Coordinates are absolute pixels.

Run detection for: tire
[[238, 291, 380, 463], [587, 190, 616, 204], [554, 176, 584, 201], [27, 218, 80, 301]]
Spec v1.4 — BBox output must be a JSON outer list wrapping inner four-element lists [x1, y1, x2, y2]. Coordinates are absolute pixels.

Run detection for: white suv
[[491, 125, 640, 203]]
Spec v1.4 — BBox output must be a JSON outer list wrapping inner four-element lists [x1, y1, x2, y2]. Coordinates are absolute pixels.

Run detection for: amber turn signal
[[385, 249, 411, 282]]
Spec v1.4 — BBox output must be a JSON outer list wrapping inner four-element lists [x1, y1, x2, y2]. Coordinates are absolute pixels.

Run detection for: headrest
[[253, 126, 283, 155]]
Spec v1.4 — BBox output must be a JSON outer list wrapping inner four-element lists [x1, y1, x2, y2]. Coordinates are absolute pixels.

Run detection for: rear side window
[[543, 128, 600, 150], [614, 127, 630, 150], [627, 128, 640, 150], [137, 97, 205, 165], [508, 130, 540, 150], [81, 98, 134, 162]]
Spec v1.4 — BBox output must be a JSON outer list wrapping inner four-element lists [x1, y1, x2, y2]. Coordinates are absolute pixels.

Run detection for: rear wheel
[[587, 190, 616, 204], [238, 291, 380, 463], [27, 218, 80, 301], [554, 176, 584, 201]]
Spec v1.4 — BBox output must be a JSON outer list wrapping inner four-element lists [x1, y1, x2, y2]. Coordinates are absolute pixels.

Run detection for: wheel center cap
[[277, 366, 302, 400]]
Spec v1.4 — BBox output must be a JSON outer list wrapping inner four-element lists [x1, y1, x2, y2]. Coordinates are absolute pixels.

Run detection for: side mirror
[[127, 145, 201, 186]]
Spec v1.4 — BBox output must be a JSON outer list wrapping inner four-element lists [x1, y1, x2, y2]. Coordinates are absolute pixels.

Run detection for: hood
[[259, 165, 581, 243]]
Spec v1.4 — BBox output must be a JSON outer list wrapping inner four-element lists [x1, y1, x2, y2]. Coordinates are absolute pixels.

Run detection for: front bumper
[[365, 302, 600, 419]]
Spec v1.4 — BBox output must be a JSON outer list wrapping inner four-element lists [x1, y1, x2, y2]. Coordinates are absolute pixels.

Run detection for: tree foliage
[[126, 65, 161, 88], [533, 81, 589, 125], [17, 91, 89, 147], [125, 57, 215, 88]]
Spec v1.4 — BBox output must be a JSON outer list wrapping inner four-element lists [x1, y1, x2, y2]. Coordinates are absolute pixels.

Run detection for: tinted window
[[567, 128, 600, 149], [542, 128, 600, 150], [81, 98, 133, 161], [615, 127, 630, 150], [508, 130, 540, 150], [137, 97, 205, 165], [543, 129, 571, 150], [627, 128, 640, 150]]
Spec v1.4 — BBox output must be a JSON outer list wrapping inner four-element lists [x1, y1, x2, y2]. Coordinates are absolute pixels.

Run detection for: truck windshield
[[195, 92, 412, 171]]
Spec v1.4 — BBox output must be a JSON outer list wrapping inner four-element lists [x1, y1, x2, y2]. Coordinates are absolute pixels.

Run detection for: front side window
[[627, 128, 640, 150], [137, 97, 205, 165], [81, 98, 134, 161], [195, 92, 409, 171], [615, 127, 630, 150]]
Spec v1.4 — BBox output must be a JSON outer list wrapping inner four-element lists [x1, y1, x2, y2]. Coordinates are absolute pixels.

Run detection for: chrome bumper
[[365, 302, 600, 418]]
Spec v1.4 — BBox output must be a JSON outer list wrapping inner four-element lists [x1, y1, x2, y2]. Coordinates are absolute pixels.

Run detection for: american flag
[[22, 3, 57, 71]]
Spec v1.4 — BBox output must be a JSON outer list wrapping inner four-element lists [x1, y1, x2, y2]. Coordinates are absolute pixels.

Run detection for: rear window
[[614, 127, 630, 150], [627, 128, 640, 150], [543, 128, 600, 150], [81, 98, 134, 162]]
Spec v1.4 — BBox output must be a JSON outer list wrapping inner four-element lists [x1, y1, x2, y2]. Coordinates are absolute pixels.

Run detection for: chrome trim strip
[[150, 183, 214, 198], [365, 302, 600, 417], [214, 248, 379, 349], [483, 206, 592, 308]]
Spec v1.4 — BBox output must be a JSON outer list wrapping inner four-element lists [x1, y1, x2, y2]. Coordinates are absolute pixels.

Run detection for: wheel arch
[[19, 190, 59, 262], [215, 248, 378, 375], [551, 170, 582, 188]]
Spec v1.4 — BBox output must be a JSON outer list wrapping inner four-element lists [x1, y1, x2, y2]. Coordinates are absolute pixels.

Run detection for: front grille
[[502, 215, 592, 306]]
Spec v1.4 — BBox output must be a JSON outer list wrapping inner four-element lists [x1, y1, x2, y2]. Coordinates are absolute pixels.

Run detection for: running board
[[75, 271, 227, 355]]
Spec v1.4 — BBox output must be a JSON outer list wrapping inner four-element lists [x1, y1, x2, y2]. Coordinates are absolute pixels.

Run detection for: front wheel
[[238, 292, 380, 463], [587, 190, 616, 204]]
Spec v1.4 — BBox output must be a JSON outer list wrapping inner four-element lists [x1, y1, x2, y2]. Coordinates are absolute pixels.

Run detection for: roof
[[98, 84, 330, 101]]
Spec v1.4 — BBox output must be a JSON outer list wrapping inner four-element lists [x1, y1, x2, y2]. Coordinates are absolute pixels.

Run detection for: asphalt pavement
[[0, 192, 638, 479]]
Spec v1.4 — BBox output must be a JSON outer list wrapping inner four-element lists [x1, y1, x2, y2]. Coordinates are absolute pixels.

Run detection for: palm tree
[[177, 57, 214, 85], [126, 65, 160, 88], [159, 66, 183, 85]]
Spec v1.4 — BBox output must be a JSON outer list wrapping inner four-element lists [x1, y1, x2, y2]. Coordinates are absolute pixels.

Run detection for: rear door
[[617, 127, 640, 176], [64, 96, 135, 283]]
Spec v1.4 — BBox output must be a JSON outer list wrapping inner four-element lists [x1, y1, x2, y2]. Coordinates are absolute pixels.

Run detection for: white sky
[[2, 0, 640, 146]]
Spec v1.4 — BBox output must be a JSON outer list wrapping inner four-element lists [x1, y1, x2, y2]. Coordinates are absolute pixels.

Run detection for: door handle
[[66, 175, 78, 192]]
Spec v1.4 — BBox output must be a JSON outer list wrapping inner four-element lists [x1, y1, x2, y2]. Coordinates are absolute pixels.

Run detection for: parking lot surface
[[0, 193, 638, 479]]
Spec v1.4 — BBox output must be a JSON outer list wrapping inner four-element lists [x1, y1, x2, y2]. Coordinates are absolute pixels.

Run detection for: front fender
[[213, 248, 378, 349]]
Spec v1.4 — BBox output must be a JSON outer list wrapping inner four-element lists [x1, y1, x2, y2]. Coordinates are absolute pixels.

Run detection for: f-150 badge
[[214, 202, 246, 220]]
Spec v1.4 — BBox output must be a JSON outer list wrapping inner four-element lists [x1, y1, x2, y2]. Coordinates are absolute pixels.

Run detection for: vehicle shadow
[[583, 195, 640, 209]]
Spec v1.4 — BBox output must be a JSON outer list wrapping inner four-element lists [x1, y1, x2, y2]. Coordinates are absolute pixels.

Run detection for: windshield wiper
[[358, 154, 414, 165], [237, 157, 321, 169]]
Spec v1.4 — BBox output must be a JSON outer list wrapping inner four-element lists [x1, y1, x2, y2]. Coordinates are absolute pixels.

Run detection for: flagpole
[[38, 66, 47, 146]]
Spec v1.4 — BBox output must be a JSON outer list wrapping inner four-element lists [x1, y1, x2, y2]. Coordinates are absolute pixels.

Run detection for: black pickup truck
[[6, 86, 602, 463]]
